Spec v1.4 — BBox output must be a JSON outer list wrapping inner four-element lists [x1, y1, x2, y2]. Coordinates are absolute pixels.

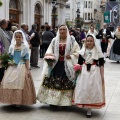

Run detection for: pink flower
[[44, 55, 56, 60], [44, 55, 56, 66], [74, 64, 82, 72]]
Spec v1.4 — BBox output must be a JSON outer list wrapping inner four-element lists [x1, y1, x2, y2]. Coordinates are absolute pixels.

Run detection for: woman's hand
[[8, 62, 14, 66], [66, 55, 71, 59], [47, 61, 53, 67]]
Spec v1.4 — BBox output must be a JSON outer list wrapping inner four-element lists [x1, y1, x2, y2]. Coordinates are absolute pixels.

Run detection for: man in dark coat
[[29, 24, 40, 68], [96, 23, 112, 58]]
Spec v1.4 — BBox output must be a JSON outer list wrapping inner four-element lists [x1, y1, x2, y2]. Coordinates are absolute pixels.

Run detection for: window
[[85, 1, 87, 8], [9, 0, 18, 9], [88, 1, 90, 8], [85, 13, 87, 20], [9, 0, 19, 24], [66, 3, 70, 8], [91, 13, 92, 19], [88, 13, 90, 20], [91, 1, 92, 8], [84, 1, 86, 8]]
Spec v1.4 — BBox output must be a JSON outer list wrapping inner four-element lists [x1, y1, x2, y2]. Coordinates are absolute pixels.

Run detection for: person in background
[[70, 27, 77, 40], [76, 28, 81, 47], [80, 28, 86, 46], [87, 25, 100, 45], [12, 26, 18, 33], [21, 23, 30, 42], [50, 26, 56, 37], [0, 19, 11, 52], [109, 25, 120, 63], [96, 23, 111, 59], [42, 25, 54, 55], [29, 24, 40, 68], [39, 25, 45, 58], [5, 20, 13, 40], [44, 22, 49, 27]]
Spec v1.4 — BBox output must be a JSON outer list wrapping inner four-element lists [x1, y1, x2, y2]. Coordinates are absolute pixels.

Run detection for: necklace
[[87, 49, 92, 56]]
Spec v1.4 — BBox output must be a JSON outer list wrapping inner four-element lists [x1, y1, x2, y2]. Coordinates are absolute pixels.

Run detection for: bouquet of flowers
[[73, 64, 82, 86], [74, 64, 82, 74], [44, 55, 56, 66], [0, 53, 10, 69]]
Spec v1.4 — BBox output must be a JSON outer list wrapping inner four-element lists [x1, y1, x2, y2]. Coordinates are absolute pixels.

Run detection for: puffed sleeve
[[78, 55, 85, 65], [23, 53, 29, 60], [99, 58, 104, 66]]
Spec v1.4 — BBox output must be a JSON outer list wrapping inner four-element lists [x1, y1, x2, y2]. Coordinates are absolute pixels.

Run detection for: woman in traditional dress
[[0, 30, 36, 106], [109, 25, 120, 63], [37, 25, 80, 107], [73, 34, 105, 118], [87, 25, 100, 45]]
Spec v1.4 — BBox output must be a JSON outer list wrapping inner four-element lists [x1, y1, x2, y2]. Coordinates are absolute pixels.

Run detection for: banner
[[106, 1, 119, 26], [104, 12, 110, 23]]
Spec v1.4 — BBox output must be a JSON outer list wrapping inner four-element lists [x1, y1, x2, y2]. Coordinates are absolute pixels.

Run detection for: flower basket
[[44, 55, 56, 66]]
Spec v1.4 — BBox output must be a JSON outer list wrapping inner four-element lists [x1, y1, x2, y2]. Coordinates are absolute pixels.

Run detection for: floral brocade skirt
[[37, 60, 74, 106], [0, 66, 36, 105]]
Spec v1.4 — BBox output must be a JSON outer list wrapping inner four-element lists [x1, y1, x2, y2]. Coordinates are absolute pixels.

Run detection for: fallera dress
[[0, 48, 36, 105]]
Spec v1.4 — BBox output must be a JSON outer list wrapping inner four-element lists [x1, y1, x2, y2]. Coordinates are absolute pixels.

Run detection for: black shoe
[[86, 114, 92, 118], [31, 65, 40, 68], [117, 61, 119, 63], [34, 66, 40, 68], [50, 105, 58, 110]]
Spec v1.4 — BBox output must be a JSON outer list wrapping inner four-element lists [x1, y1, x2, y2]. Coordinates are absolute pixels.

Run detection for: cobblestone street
[[0, 58, 120, 120]]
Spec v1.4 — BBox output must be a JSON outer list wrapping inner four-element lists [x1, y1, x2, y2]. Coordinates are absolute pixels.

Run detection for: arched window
[[34, 3, 41, 31], [9, 0, 19, 24]]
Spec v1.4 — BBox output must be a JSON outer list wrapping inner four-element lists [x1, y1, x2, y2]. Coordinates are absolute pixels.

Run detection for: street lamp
[[52, 0, 57, 29], [76, 2, 81, 28]]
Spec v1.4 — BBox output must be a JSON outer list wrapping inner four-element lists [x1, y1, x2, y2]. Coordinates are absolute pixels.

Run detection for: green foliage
[[75, 17, 84, 28], [0, 53, 11, 69], [66, 21, 73, 29]]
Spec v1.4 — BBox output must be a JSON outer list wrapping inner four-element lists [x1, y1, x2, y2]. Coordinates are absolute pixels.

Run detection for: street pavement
[[0, 58, 120, 120]]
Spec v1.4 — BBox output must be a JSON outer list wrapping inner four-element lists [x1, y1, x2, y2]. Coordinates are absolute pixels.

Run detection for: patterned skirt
[[109, 39, 120, 61], [37, 60, 74, 106], [0, 66, 36, 105]]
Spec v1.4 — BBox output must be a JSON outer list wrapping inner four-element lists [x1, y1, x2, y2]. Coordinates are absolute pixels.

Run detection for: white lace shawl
[[40, 26, 80, 85], [80, 34, 103, 61], [8, 30, 29, 57]]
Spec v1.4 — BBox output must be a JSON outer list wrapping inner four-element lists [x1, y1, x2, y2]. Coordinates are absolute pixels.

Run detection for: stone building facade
[[65, 0, 102, 31], [0, 0, 67, 29]]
